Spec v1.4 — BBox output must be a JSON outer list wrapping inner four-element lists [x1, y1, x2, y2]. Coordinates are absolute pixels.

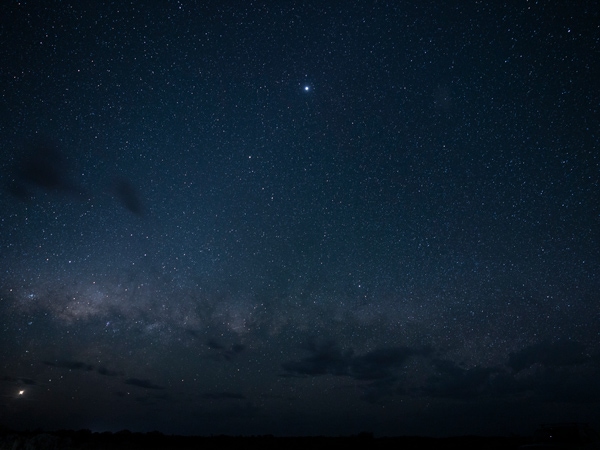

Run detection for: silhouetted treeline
[[0, 427, 531, 450]]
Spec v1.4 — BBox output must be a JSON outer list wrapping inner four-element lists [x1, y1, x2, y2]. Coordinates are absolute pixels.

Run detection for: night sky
[[1, 1, 599, 438]]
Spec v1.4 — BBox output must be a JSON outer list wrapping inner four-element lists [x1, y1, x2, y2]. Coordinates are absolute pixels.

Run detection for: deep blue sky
[[1, 1, 599, 437]]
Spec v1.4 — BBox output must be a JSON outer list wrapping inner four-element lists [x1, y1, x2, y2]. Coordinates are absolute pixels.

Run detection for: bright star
[[18, 390, 25, 395], [304, 85, 310, 92]]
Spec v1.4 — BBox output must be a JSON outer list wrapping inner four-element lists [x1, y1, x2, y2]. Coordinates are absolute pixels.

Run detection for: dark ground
[[0, 428, 531, 450]]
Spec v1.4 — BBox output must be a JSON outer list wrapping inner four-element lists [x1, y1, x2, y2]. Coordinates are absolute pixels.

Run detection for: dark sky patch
[[125, 378, 166, 390]]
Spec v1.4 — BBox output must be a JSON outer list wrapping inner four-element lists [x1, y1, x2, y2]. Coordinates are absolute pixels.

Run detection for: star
[[18, 390, 25, 396], [304, 85, 310, 92]]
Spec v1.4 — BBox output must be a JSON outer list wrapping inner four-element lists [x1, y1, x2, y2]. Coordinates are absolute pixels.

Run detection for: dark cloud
[[43, 360, 94, 371], [97, 366, 124, 377], [7, 139, 83, 200], [186, 329, 202, 339], [231, 343, 245, 354], [0, 375, 35, 385], [112, 177, 144, 216], [508, 340, 589, 373], [206, 340, 246, 362], [490, 364, 600, 404], [125, 378, 166, 390], [420, 344, 599, 404], [281, 340, 353, 377], [350, 346, 433, 381], [207, 339, 225, 350], [423, 359, 501, 399], [483, 371, 533, 398], [342, 346, 433, 404], [202, 392, 246, 400], [282, 340, 431, 382]]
